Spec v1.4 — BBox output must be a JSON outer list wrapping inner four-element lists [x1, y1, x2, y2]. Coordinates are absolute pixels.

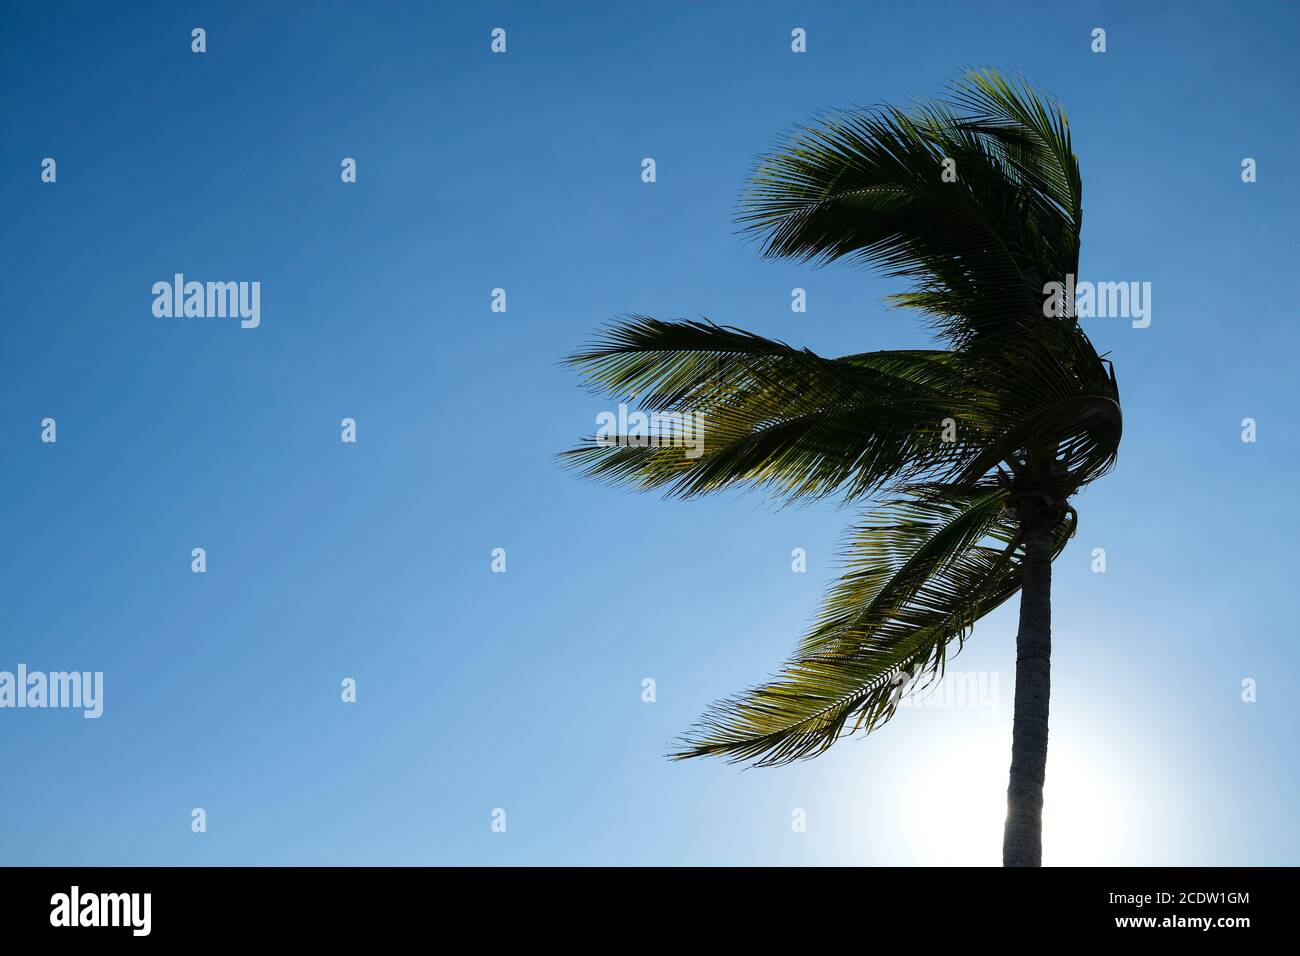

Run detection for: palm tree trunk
[[1002, 518, 1053, 866]]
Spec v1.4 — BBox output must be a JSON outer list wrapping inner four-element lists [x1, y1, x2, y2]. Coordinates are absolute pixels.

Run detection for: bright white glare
[[898, 724, 1126, 866]]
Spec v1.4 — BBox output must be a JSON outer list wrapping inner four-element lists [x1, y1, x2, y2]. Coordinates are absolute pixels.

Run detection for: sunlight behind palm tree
[[898, 727, 1123, 865]]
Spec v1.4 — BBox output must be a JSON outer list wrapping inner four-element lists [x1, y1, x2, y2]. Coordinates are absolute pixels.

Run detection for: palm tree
[[563, 70, 1121, 867]]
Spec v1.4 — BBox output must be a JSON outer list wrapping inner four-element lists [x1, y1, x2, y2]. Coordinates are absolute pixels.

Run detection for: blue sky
[[1, 0, 1297, 865]]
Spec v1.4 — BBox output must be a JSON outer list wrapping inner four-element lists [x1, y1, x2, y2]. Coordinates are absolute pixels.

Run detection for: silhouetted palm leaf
[[672, 488, 1076, 765]]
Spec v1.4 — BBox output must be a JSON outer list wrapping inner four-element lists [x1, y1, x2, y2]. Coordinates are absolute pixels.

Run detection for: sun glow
[[899, 726, 1126, 866]]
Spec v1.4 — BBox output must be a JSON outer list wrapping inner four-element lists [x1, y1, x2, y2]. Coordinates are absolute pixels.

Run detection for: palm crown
[[563, 70, 1121, 787]]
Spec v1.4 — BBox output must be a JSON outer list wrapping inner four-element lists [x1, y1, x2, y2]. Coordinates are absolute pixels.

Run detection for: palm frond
[[672, 488, 1077, 765], [737, 69, 1084, 352], [563, 317, 989, 503]]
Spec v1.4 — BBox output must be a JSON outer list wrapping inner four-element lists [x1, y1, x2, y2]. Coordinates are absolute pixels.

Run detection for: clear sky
[[2, 0, 1297, 866]]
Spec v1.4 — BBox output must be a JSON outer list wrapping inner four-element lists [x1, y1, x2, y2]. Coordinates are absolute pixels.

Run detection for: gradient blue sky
[[2, 1, 1297, 865]]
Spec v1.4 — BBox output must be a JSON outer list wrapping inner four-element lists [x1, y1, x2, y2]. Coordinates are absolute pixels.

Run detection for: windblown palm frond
[[672, 488, 1076, 765], [563, 316, 991, 503], [738, 70, 1081, 352]]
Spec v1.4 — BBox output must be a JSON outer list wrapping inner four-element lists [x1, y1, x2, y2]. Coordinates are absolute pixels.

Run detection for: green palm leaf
[[563, 317, 987, 502], [672, 490, 1076, 765]]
